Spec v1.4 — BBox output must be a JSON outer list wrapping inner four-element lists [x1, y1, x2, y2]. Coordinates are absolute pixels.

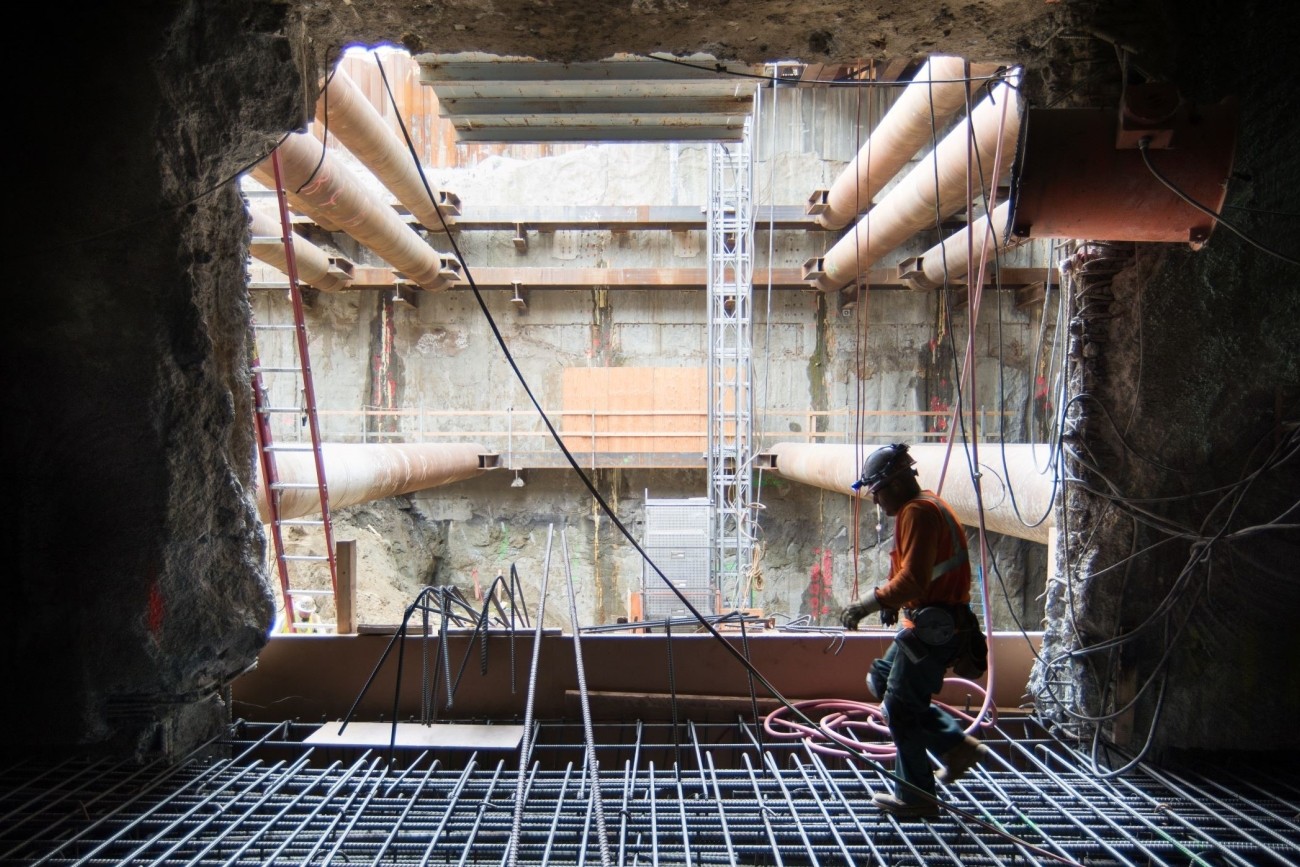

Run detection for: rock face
[[4, 0, 1297, 760]]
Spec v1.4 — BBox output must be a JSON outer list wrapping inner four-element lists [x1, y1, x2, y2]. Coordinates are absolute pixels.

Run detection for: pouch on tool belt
[[896, 627, 929, 663], [896, 607, 957, 663]]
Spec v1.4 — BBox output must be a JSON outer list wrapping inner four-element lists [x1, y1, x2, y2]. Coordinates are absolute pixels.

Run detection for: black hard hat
[[854, 443, 917, 493]]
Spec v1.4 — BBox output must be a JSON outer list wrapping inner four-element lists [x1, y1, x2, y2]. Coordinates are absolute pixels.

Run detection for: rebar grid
[[2, 718, 1296, 866]]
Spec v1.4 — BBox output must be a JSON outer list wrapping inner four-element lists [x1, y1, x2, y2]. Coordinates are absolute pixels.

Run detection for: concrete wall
[[248, 95, 1049, 630]]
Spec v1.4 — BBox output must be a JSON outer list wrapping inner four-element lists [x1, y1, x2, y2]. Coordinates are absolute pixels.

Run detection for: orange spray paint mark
[[807, 548, 834, 620], [148, 579, 164, 637]]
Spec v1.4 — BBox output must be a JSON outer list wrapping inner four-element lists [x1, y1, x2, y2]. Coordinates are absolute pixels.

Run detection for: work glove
[[840, 591, 883, 630], [880, 606, 899, 628]]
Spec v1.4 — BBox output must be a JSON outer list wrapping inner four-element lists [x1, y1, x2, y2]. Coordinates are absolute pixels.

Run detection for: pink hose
[[763, 680, 998, 759]]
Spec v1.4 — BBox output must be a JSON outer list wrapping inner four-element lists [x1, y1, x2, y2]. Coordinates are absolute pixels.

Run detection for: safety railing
[[300, 406, 1016, 469]]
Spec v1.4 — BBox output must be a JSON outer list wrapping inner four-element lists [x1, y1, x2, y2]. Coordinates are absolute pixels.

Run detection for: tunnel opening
[[5, 0, 1299, 863]]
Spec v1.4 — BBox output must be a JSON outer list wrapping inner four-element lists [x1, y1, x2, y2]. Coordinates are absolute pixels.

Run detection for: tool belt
[[903, 604, 960, 645], [908, 603, 988, 679], [895, 604, 987, 677]]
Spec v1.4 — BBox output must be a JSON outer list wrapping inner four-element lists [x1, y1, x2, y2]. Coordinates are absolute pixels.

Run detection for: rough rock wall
[[1027, 0, 1300, 757], [292, 0, 1059, 67], [5, 1, 301, 754]]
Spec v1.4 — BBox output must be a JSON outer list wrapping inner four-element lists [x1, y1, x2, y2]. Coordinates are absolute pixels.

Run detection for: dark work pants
[[875, 632, 966, 804]]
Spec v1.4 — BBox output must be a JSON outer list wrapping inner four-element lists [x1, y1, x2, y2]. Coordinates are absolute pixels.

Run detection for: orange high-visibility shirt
[[874, 491, 972, 619]]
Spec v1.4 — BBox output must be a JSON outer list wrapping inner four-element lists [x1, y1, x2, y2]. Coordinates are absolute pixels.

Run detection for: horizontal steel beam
[[242, 192, 828, 231], [250, 265, 1054, 292], [235, 630, 1041, 719], [433, 204, 823, 231], [416, 54, 764, 83], [438, 96, 755, 117], [450, 125, 747, 142]]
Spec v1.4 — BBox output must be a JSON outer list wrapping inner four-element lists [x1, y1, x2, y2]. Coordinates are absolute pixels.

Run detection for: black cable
[[1137, 137, 1299, 266], [370, 52, 835, 736], [360, 56, 1088, 855], [1041, 392, 1300, 751], [295, 63, 342, 195], [1222, 202, 1300, 217]]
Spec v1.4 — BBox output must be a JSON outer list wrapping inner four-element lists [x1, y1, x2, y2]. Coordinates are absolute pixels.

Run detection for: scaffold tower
[[706, 119, 757, 610]]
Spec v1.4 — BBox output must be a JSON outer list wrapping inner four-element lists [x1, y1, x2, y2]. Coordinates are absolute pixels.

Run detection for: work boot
[[870, 792, 940, 819], [937, 735, 988, 785]]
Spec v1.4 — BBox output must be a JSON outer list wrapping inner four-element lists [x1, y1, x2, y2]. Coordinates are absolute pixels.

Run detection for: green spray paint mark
[[497, 521, 510, 567]]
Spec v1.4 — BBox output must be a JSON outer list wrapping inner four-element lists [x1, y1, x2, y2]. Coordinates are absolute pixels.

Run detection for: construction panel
[[562, 367, 706, 455], [641, 496, 714, 620], [655, 367, 707, 453]]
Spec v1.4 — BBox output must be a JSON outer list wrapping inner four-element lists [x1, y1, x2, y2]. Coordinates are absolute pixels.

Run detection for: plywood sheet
[[562, 367, 705, 454]]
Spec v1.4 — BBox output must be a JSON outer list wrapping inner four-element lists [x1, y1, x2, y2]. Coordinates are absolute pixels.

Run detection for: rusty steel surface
[[233, 629, 1039, 724], [252, 133, 452, 290], [318, 66, 458, 230], [254, 442, 493, 522], [762, 442, 1056, 543], [817, 55, 974, 230], [1011, 101, 1238, 245]]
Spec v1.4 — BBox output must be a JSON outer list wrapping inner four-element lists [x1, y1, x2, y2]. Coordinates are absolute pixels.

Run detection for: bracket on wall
[[511, 281, 529, 315], [395, 282, 420, 308], [805, 188, 829, 217], [801, 256, 826, 285], [438, 255, 464, 285], [437, 190, 463, 220], [1015, 282, 1048, 309], [513, 223, 529, 252], [836, 287, 859, 316]]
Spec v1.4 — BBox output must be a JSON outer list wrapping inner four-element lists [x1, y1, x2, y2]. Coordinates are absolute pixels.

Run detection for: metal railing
[[302, 406, 1016, 469]]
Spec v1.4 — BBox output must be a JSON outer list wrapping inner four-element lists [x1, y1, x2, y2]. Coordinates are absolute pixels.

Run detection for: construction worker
[[840, 442, 987, 818]]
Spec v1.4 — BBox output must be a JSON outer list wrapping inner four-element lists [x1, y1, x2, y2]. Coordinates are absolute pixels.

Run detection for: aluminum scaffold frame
[[707, 118, 758, 612]]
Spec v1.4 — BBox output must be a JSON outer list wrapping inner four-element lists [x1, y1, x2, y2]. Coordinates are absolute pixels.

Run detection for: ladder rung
[[254, 366, 305, 373], [255, 324, 299, 331], [264, 443, 315, 452], [281, 554, 330, 562], [279, 519, 325, 526], [257, 406, 307, 414], [271, 482, 322, 490], [288, 588, 335, 596]]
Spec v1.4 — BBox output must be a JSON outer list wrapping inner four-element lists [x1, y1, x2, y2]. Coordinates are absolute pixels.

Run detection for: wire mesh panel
[[5, 719, 1299, 867], [641, 495, 715, 620]]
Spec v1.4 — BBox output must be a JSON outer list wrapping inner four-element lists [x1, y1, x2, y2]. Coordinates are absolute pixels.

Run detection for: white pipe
[[317, 66, 458, 231], [811, 74, 1023, 293], [763, 442, 1056, 543], [898, 200, 1015, 290], [254, 442, 493, 522], [251, 132, 455, 291], [815, 56, 973, 230], [247, 207, 352, 292]]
